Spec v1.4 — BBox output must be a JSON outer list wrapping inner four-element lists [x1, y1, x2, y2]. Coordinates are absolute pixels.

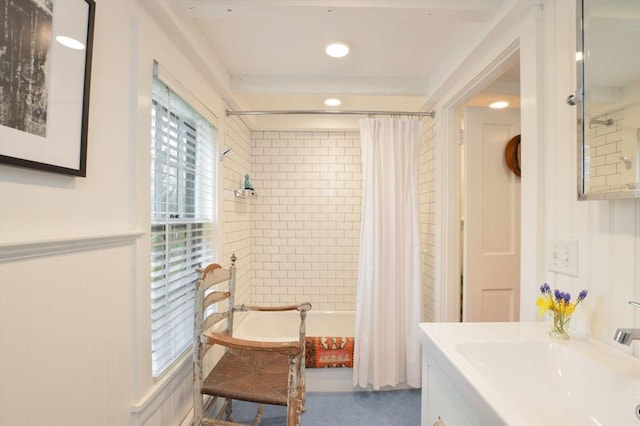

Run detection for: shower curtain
[[353, 117, 423, 390]]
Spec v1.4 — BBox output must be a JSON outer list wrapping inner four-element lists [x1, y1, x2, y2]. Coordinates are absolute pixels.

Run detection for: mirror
[[575, 0, 640, 200]]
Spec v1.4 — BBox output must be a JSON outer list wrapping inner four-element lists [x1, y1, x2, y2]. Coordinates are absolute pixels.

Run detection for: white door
[[463, 106, 521, 322]]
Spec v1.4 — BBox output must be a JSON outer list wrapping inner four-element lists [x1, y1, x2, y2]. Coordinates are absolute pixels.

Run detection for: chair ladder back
[[203, 311, 229, 336], [226, 258, 237, 336], [204, 291, 231, 306], [194, 255, 237, 425], [200, 265, 232, 293], [298, 308, 308, 387]]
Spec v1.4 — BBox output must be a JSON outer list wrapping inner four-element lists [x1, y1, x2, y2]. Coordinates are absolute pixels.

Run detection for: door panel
[[481, 288, 515, 322], [464, 106, 521, 322]]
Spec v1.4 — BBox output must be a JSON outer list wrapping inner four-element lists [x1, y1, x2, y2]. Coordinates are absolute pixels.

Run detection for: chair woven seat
[[202, 349, 290, 406]]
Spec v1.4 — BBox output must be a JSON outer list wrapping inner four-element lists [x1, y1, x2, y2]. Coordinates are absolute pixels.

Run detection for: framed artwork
[[0, 0, 95, 177]]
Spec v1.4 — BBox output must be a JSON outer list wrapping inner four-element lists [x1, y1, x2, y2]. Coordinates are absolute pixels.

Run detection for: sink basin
[[458, 340, 640, 424], [419, 322, 640, 425]]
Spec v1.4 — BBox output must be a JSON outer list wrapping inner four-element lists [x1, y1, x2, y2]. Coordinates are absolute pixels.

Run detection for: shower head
[[590, 117, 614, 126], [620, 156, 633, 170]]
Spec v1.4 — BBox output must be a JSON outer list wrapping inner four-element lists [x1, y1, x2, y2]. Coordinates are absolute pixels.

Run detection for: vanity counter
[[419, 322, 640, 426]]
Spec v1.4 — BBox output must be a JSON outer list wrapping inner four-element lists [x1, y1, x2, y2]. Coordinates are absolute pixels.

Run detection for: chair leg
[[286, 395, 304, 426], [252, 404, 265, 426], [224, 399, 234, 422]]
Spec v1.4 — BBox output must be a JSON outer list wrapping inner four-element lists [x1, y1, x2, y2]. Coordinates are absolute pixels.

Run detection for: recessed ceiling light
[[326, 42, 350, 58], [56, 35, 85, 50], [324, 98, 341, 107], [489, 101, 509, 109]]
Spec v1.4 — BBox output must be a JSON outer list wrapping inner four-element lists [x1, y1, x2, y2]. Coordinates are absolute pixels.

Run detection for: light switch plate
[[548, 239, 579, 276]]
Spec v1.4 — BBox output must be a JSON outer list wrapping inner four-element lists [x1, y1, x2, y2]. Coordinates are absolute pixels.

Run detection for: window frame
[[149, 75, 217, 378]]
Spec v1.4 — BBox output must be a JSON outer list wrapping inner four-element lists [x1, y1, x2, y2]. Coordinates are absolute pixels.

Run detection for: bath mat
[[305, 336, 354, 368]]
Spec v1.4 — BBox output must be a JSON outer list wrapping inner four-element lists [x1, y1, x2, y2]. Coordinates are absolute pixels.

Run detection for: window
[[150, 77, 216, 377]]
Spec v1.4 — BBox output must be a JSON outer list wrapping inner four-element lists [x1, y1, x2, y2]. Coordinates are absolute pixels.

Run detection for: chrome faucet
[[614, 301, 640, 345], [613, 328, 640, 345]]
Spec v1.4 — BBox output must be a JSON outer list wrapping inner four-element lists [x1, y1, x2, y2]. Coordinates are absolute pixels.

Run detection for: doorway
[[438, 48, 524, 323]]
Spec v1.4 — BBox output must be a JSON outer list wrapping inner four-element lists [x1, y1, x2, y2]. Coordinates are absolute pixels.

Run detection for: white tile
[[249, 130, 365, 310]]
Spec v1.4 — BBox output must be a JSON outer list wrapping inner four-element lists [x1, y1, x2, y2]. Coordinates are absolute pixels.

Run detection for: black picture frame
[[0, 0, 95, 177]]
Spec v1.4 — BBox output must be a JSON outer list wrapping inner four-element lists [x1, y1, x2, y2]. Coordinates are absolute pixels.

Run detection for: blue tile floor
[[229, 389, 421, 426]]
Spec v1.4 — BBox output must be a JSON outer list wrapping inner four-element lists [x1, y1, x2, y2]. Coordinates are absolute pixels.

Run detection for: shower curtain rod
[[225, 109, 435, 118]]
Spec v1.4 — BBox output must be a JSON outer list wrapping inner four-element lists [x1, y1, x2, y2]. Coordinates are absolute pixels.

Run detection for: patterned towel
[[305, 336, 354, 368]]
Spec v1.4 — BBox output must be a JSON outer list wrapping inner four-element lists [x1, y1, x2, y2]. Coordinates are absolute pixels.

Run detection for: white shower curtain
[[353, 117, 423, 390]]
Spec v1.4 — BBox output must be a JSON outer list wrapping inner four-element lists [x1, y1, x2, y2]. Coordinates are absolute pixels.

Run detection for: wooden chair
[[193, 254, 312, 426]]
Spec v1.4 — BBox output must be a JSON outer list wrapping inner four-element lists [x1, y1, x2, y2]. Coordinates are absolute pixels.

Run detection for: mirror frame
[[575, 0, 640, 200], [576, 0, 587, 200]]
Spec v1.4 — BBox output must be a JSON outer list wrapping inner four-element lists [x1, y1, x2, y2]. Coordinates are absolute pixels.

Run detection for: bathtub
[[234, 310, 357, 392]]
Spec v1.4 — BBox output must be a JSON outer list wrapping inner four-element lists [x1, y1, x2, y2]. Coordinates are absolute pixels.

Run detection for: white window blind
[[150, 77, 216, 377]]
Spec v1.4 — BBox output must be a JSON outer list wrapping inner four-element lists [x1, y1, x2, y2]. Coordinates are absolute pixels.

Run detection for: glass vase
[[549, 311, 570, 340]]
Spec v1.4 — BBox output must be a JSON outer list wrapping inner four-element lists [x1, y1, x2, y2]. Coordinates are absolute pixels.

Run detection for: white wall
[[428, 0, 640, 354], [536, 0, 640, 350], [555, 1, 640, 348], [0, 1, 252, 425]]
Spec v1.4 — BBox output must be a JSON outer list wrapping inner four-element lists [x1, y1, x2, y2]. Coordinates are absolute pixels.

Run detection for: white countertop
[[419, 322, 640, 426]]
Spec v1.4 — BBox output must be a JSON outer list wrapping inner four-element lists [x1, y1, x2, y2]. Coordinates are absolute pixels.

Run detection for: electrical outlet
[[548, 239, 579, 276]]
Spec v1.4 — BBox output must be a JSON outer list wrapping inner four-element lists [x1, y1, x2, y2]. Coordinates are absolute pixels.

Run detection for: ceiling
[[160, 0, 519, 129]]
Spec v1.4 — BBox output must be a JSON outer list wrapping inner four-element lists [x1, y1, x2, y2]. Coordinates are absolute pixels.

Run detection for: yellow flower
[[536, 296, 551, 316], [565, 303, 575, 316], [536, 284, 588, 336]]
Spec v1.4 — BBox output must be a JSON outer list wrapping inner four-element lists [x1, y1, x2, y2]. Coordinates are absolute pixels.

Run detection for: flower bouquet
[[536, 283, 588, 339]]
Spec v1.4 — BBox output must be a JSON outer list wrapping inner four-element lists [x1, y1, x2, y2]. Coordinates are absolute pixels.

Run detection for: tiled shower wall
[[420, 118, 436, 322], [248, 122, 436, 319], [586, 110, 626, 193], [250, 131, 362, 311], [222, 115, 253, 307]]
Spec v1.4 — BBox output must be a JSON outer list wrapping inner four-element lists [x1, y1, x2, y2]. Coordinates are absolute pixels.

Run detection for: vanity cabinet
[[419, 323, 511, 426], [423, 359, 482, 426]]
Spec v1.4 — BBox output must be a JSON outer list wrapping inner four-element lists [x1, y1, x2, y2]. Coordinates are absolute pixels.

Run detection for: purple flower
[[554, 289, 562, 301], [563, 292, 571, 303], [540, 283, 551, 294], [577, 289, 588, 303]]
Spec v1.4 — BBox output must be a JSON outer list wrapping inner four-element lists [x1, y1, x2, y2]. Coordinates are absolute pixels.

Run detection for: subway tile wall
[[248, 123, 436, 318], [586, 111, 626, 193], [250, 131, 362, 311], [222, 115, 253, 307], [420, 118, 436, 322]]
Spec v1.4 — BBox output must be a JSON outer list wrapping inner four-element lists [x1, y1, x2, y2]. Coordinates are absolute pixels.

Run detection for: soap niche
[[235, 189, 257, 198]]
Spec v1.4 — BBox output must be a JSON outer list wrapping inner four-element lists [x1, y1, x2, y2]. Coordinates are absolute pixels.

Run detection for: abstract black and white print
[[0, 0, 53, 138]]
